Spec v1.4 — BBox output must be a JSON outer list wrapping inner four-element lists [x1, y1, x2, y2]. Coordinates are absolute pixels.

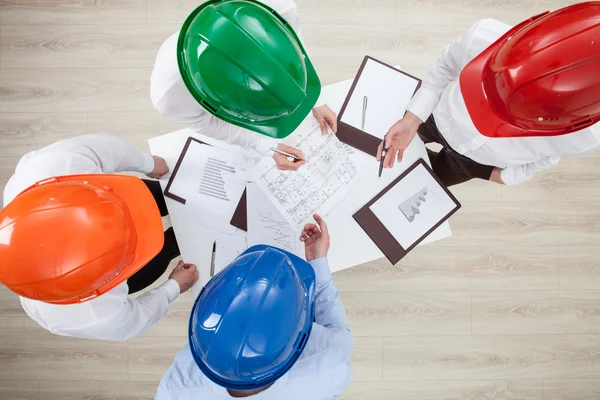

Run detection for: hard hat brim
[[189, 244, 316, 390], [72, 175, 165, 295]]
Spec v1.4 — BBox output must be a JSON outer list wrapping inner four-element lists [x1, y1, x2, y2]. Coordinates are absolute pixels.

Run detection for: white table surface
[[148, 78, 452, 289]]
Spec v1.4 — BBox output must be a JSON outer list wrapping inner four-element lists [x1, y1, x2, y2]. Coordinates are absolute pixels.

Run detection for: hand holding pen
[[271, 144, 305, 171]]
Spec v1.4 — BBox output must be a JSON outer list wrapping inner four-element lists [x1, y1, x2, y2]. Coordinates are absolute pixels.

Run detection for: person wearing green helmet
[[150, 0, 337, 171]]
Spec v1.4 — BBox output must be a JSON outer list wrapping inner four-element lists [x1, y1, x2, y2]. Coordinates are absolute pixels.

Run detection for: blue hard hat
[[188, 245, 316, 390]]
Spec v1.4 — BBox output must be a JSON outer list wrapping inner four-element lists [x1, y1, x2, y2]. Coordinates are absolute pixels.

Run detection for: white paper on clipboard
[[168, 140, 246, 235], [340, 58, 420, 139]]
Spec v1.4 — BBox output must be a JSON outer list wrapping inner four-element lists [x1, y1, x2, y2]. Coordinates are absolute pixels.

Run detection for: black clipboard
[[164, 136, 247, 231], [353, 159, 460, 264], [337, 56, 422, 157]]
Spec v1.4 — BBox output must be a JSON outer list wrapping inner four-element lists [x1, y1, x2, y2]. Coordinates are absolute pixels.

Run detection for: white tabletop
[[148, 78, 451, 287]]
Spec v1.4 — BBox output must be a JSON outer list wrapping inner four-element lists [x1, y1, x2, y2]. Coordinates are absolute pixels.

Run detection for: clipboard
[[337, 56, 422, 157], [353, 159, 460, 264], [164, 136, 247, 231]]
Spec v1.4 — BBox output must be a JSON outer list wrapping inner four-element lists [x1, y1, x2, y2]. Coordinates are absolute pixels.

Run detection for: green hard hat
[[177, 0, 321, 139]]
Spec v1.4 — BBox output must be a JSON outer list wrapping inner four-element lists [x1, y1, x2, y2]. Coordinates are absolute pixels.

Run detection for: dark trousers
[[418, 116, 495, 187], [127, 180, 180, 294]]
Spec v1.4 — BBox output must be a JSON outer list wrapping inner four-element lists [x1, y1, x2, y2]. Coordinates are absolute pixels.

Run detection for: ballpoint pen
[[362, 96, 368, 131], [269, 147, 304, 162], [210, 240, 216, 277], [378, 135, 387, 178]]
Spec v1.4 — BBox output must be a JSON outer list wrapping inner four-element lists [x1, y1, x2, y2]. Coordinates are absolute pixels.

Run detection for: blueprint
[[249, 117, 360, 227], [247, 183, 304, 257]]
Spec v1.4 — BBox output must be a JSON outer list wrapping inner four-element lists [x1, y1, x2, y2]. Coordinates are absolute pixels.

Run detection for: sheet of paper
[[168, 140, 246, 234], [369, 163, 457, 248], [249, 117, 361, 227], [340, 58, 420, 139], [246, 183, 304, 257], [215, 233, 248, 273]]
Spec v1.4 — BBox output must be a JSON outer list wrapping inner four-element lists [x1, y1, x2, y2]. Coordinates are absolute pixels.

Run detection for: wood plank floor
[[1, 0, 599, 399]]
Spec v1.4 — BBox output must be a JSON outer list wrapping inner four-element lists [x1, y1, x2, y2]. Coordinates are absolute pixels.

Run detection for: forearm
[[310, 258, 352, 343], [500, 157, 560, 186], [54, 134, 154, 174], [96, 280, 180, 341]]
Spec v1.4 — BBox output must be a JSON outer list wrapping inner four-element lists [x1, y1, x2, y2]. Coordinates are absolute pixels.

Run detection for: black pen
[[210, 241, 216, 277], [378, 135, 387, 178]]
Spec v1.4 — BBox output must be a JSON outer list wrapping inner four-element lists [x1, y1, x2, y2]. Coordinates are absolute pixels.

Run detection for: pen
[[378, 135, 387, 178], [362, 96, 368, 131], [210, 240, 216, 277], [269, 147, 304, 162]]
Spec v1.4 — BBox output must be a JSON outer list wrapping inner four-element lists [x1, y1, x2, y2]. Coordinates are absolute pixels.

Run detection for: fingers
[[174, 260, 184, 270], [275, 156, 304, 171], [384, 149, 396, 168], [278, 144, 304, 159], [397, 149, 404, 163], [327, 115, 338, 134], [319, 119, 328, 135], [313, 214, 329, 234], [376, 142, 383, 162]]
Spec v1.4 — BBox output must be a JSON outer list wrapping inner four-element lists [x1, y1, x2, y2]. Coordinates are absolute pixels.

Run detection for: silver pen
[[269, 147, 304, 162], [362, 96, 368, 131]]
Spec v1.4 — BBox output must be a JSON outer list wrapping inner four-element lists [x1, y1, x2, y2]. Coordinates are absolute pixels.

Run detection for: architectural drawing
[[249, 118, 360, 226], [258, 213, 296, 252]]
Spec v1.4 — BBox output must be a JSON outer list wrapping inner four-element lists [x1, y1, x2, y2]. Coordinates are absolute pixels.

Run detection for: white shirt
[[3, 134, 181, 341], [155, 258, 353, 400], [407, 18, 600, 186], [150, 0, 303, 155]]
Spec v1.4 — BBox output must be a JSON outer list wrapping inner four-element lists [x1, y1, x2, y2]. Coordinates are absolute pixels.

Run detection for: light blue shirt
[[155, 258, 353, 400]]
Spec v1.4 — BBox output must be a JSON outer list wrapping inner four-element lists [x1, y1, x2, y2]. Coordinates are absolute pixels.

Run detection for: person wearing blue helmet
[[155, 214, 353, 399]]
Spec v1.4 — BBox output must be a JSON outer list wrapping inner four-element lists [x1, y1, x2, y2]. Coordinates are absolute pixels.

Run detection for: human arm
[[86, 262, 198, 342], [378, 19, 507, 166], [498, 156, 561, 186], [50, 134, 164, 176], [300, 214, 353, 354]]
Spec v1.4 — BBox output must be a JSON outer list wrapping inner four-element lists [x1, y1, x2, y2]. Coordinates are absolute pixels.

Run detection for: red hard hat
[[460, 2, 600, 138], [0, 175, 164, 304]]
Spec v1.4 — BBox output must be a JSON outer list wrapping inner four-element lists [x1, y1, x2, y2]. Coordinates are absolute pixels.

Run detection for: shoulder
[[156, 345, 214, 397], [150, 32, 185, 108], [288, 325, 352, 393], [261, 0, 298, 14], [463, 19, 512, 59]]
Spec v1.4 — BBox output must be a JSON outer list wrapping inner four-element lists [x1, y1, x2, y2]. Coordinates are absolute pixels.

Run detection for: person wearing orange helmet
[[377, 2, 600, 187], [0, 135, 199, 341]]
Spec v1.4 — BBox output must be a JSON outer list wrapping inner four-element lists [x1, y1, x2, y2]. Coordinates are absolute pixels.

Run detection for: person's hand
[[273, 143, 305, 171], [489, 168, 505, 184], [146, 156, 169, 179], [168, 261, 199, 293], [300, 214, 330, 262], [312, 105, 338, 135], [376, 112, 423, 168]]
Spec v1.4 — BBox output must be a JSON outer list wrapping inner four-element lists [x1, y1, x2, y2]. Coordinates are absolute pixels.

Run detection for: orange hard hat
[[460, 2, 600, 138], [0, 174, 164, 304]]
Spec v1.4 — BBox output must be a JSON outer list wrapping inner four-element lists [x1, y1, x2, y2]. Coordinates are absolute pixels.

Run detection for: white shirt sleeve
[[406, 19, 494, 123], [51, 134, 155, 174], [500, 156, 561, 186], [85, 280, 180, 342]]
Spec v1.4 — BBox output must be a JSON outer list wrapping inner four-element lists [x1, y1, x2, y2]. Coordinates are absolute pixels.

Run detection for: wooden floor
[[1, 0, 600, 399]]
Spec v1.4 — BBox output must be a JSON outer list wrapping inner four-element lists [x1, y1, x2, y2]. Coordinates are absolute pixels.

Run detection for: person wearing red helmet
[[377, 2, 600, 187], [0, 135, 199, 341]]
